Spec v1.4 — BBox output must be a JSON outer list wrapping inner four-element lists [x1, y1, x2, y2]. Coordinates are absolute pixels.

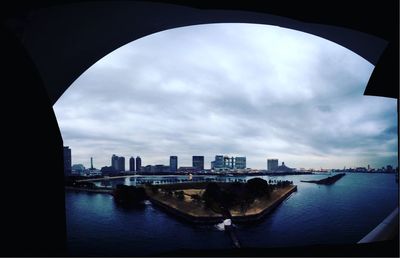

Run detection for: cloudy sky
[[53, 23, 398, 170]]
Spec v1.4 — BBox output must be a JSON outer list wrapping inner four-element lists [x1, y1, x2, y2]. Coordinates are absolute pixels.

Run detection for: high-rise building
[[212, 155, 224, 169], [118, 156, 125, 172], [170, 156, 178, 172], [111, 154, 119, 171], [235, 157, 246, 169], [192, 156, 204, 171], [63, 146, 72, 175], [267, 159, 279, 171], [136, 156, 142, 172], [211, 155, 246, 170], [230, 157, 235, 168], [223, 156, 231, 168], [129, 156, 135, 172]]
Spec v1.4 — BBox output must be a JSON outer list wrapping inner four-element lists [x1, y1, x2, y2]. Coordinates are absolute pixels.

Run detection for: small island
[[300, 173, 346, 185], [65, 176, 297, 223], [144, 178, 297, 223]]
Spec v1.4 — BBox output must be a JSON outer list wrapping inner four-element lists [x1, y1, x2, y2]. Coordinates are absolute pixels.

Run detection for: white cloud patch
[[53, 23, 398, 170]]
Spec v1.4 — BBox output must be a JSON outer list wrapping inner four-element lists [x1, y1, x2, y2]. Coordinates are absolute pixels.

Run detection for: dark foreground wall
[[1, 0, 398, 256]]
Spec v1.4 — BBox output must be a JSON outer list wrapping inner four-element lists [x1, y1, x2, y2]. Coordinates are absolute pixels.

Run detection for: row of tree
[[202, 178, 273, 213], [271, 180, 293, 188]]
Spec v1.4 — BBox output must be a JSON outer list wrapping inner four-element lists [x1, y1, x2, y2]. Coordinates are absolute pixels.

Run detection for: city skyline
[[54, 23, 398, 170], [68, 151, 397, 172]]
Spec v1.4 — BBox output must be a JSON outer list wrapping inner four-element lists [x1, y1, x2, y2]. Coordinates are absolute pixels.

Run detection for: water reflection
[[113, 200, 146, 212], [67, 173, 398, 256], [124, 177, 131, 186], [100, 180, 111, 187]]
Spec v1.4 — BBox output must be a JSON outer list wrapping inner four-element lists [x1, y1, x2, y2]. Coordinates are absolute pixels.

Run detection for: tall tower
[[136, 156, 142, 172], [118, 156, 125, 172], [192, 156, 204, 171], [129, 156, 135, 172], [170, 156, 178, 172], [63, 146, 72, 175], [90, 157, 93, 170], [111, 154, 119, 171]]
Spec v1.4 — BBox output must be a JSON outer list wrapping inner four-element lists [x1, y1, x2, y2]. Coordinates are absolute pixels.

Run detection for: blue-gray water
[[66, 173, 398, 256]]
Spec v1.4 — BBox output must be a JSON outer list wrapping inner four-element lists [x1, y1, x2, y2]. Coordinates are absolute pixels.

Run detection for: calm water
[[66, 173, 398, 256]]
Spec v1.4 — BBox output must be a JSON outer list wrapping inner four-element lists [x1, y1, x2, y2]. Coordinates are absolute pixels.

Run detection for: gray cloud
[[53, 23, 398, 170]]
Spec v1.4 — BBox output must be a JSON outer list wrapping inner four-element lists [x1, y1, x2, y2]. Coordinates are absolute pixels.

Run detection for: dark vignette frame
[[1, 0, 398, 256]]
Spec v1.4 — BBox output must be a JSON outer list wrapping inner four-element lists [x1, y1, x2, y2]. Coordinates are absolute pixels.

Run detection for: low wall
[[358, 208, 399, 243], [149, 197, 223, 224]]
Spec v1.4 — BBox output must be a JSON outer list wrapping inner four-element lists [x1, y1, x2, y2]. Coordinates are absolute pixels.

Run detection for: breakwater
[[300, 173, 346, 185]]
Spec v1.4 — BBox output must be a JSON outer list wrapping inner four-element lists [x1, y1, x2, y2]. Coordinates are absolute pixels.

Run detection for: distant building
[[267, 159, 278, 171], [111, 154, 119, 171], [275, 161, 293, 172], [83, 168, 101, 177], [129, 156, 135, 172], [71, 164, 85, 174], [192, 156, 204, 171], [136, 156, 142, 172], [211, 155, 246, 170], [144, 165, 151, 173], [178, 166, 200, 173], [101, 166, 116, 176], [387, 165, 393, 172], [170, 156, 178, 172], [63, 146, 72, 175], [118, 156, 125, 172], [155, 165, 164, 173], [151, 165, 170, 173], [235, 157, 246, 169], [212, 155, 224, 169], [355, 167, 367, 172], [223, 156, 232, 168]]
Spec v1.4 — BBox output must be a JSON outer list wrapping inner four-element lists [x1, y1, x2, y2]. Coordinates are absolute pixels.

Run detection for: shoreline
[[65, 186, 113, 194]]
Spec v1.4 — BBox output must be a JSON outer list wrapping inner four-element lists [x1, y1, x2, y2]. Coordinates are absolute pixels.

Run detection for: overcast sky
[[53, 23, 398, 170]]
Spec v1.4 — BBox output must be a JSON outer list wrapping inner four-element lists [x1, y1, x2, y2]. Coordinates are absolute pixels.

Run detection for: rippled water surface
[[66, 173, 398, 256]]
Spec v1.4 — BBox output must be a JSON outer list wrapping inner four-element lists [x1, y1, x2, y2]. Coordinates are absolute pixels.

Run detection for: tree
[[150, 185, 159, 194], [175, 190, 185, 200], [202, 183, 221, 205], [245, 178, 271, 198]]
